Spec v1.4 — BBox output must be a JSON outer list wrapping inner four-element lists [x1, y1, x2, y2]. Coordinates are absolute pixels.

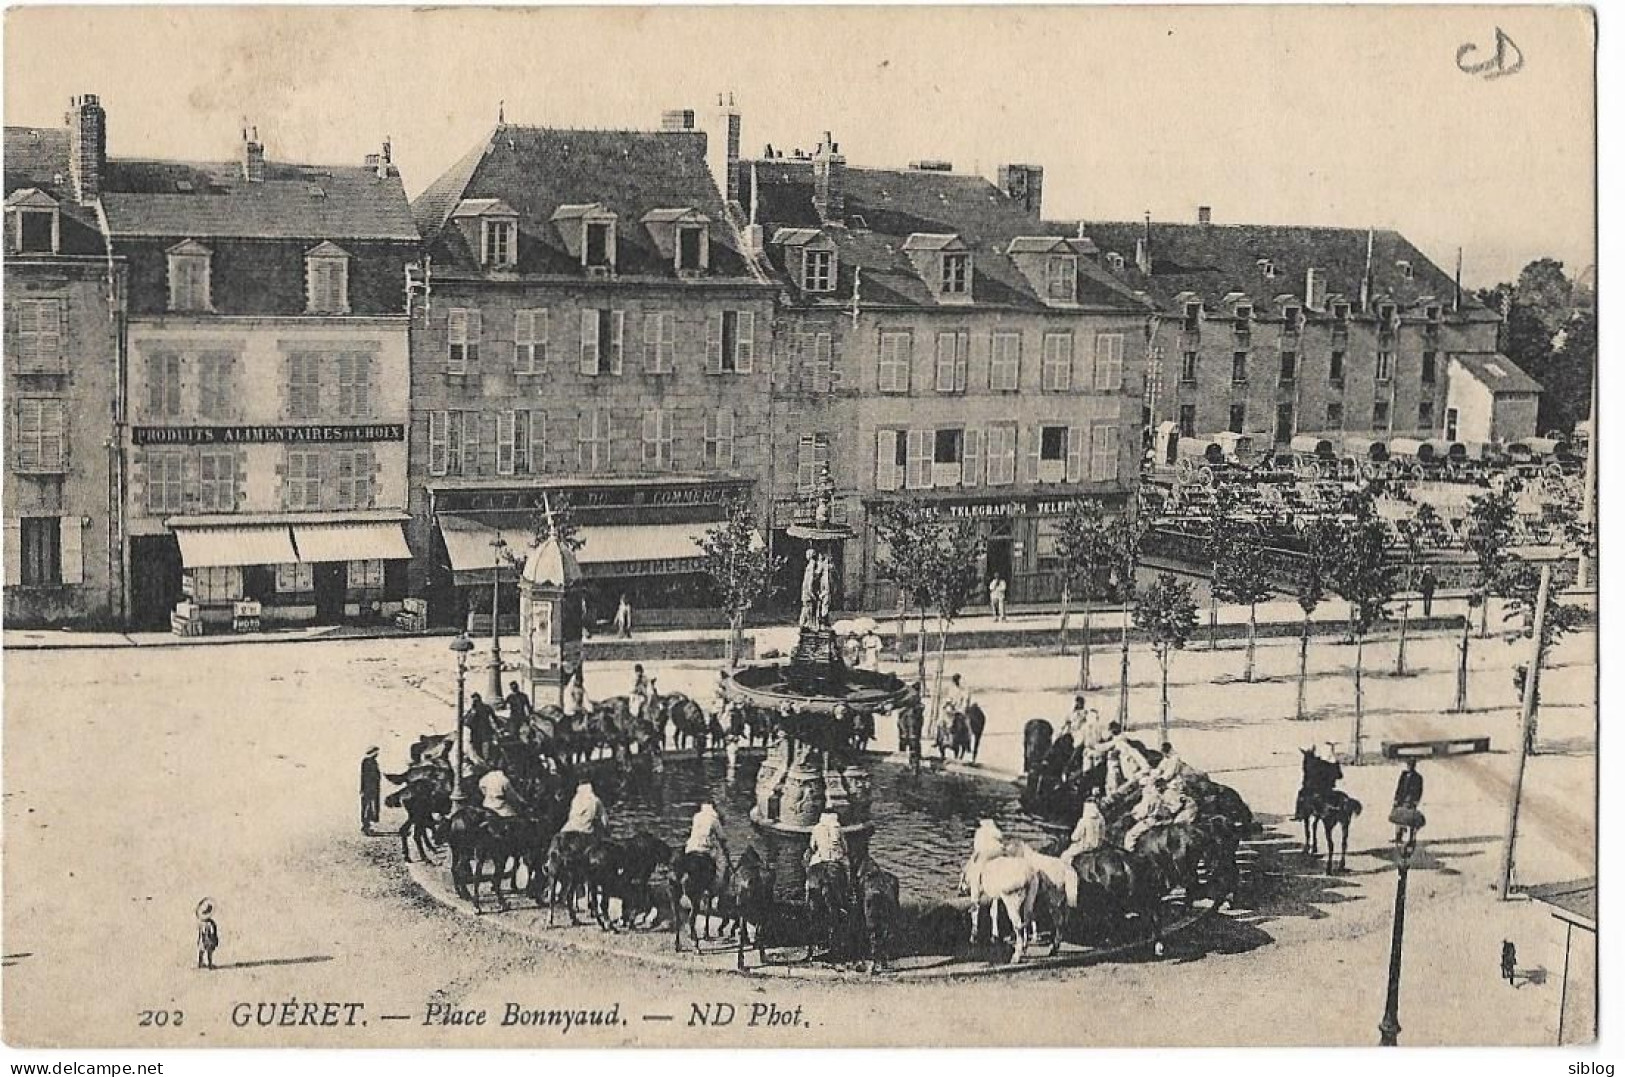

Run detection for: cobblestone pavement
[[2, 618, 1594, 1047]]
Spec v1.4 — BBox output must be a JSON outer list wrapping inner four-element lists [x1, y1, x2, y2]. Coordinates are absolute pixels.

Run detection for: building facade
[[741, 136, 1152, 610], [1079, 215, 1504, 450], [409, 114, 776, 629], [95, 107, 418, 631], [2, 112, 125, 626]]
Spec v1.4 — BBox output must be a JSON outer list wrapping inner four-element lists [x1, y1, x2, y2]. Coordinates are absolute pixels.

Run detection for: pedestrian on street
[[1501, 940, 1518, 985], [504, 680, 532, 723], [360, 746, 381, 834], [195, 899, 220, 970], [860, 629, 883, 671], [1419, 567, 1438, 618], [989, 576, 1008, 621], [614, 594, 634, 639], [1391, 758, 1426, 844], [466, 692, 497, 760]]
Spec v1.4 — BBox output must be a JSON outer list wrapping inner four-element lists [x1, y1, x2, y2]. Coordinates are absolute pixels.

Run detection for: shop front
[[163, 512, 412, 634], [427, 479, 753, 631], [858, 492, 1129, 612]]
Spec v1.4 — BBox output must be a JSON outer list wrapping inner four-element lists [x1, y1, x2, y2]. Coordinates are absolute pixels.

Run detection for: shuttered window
[[334, 448, 374, 510], [448, 309, 481, 373], [706, 410, 737, 470], [515, 309, 548, 373], [905, 429, 934, 490], [496, 411, 517, 476], [460, 412, 481, 476], [1065, 425, 1087, 482], [878, 331, 911, 393], [197, 352, 236, 420], [802, 332, 835, 394], [641, 409, 673, 469], [935, 331, 969, 393], [578, 410, 609, 471], [714, 310, 753, 373], [1091, 425, 1119, 480], [287, 353, 322, 419], [335, 353, 369, 418], [306, 255, 349, 314], [985, 425, 1018, 486], [644, 311, 676, 374], [796, 433, 830, 491], [1093, 333, 1125, 391], [146, 352, 183, 417], [14, 398, 66, 473], [14, 298, 63, 372], [875, 430, 901, 492], [962, 428, 983, 488], [197, 450, 237, 511], [145, 450, 188, 514], [523, 410, 547, 474], [285, 450, 324, 511], [428, 411, 449, 477], [1042, 332, 1074, 391], [990, 332, 1022, 390]]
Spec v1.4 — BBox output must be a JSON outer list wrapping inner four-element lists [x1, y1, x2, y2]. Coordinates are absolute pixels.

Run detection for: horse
[[1022, 719, 1054, 800], [963, 852, 1047, 964], [1295, 748, 1343, 832], [384, 776, 451, 863], [616, 831, 671, 928], [949, 710, 973, 760], [720, 846, 774, 970], [1305, 790, 1363, 874], [1132, 822, 1237, 908], [448, 807, 555, 913], [1069, 845, 1167, 957], [660, 694, 712, 755], [854, 857, 901, 972], [1189, 777, 1256, 841], [964, 703, 987, 762], [669, 850, 723, 952], [543, 830, 598, 925], [581, 838, 626, 931], [803, 860, 851, 962], [1012, 845, 1079, 956]]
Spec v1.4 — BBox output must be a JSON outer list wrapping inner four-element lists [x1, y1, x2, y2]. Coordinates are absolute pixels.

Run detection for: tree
[[872, 499, 945, 686], [1053, 500, 1115, 689], [1464, 483, 1520, 638], [921, 520, 986, 732], [1499, 560, 1586, 750], [526, 491, 585, 553], [1479, 259, 1595, 434], [1326, 491, 1399, 762], [695, 498, 784, 670], [1293, 518, 1338, 720], [1393, 502, 1448, 675], [1109, 510, 1147, 729], [1202, 486, 1238, 649], [1134, 573, 1198, 744], [1213, 518, 1274, 682]]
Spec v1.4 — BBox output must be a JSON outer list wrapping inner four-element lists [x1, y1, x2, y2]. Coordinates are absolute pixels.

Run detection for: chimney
[[706, 92, 742, 206], [812, 131, 846, 222], [661, 108, 697, 132], [1304, 267, 1326, 311], [1135, 211, 1152, 274], [1197, 205, 1212, 226], [998, 164, 1044, 216], [909, 160, 953, 172], [66, 93, 106, 204], [241, 125, 265, 183]]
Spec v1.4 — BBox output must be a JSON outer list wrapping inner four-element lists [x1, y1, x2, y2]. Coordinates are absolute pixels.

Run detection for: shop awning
[[438, 516, 533, 573], [577, 522, 713, 565], [174, 524, 298, 569], [292, 521, 412, 563]]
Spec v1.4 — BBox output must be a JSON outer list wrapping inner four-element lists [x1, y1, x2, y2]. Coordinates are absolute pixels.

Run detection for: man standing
[[989, 575, 1008, 621], [1419, 566, 1438, 618], [1391, 758, 1426, 844], [504, 680, 532, 723], [359, 747, 381, 834], [614, 594, 634, 639], [466, 693, 498, 760]]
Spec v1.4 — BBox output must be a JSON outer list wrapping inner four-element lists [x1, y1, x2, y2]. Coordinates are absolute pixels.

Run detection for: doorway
[[984, 519, 1014, 603], [314, 562, 346, 624], [129, 534, 183, 630]]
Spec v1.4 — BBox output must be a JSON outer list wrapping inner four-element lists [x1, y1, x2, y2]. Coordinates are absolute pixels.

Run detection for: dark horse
[[804, 860, 851, 962], [855, 857, 901, 972], [448, 807, 555, 913], [1133, 822, 1238, 910], [1070, 846, 1167, 957], [949, 704, 988, 762], [669, 850, 722, 952], [660, 693, 713, 755], [384, 774, 451, 863], [1021, 718, 1054, 801], [720, 846, 774, 970], [544, 830, 598, 925], [616, 831, 672, 928], [1306, 790, 1363, 874]]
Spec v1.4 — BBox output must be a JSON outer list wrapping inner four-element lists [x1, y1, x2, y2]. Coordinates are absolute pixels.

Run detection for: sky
[[2, 4, 1596, 288]]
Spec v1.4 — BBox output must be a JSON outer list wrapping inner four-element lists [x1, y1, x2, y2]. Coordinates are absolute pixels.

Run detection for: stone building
[[2, 106, 125, 626], [409, 113, 776, 630], [1080, 212, 1505, 449], [98, 109, 418, 631], [738, 135, 1153, 610]]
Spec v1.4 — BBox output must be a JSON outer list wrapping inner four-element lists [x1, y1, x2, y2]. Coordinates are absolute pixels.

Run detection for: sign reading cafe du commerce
[[131, 424, 407, 446]]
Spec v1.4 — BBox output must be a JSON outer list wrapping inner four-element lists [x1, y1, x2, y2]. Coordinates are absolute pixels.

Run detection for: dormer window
[[1046, 254, 1077, 300], [1234, 303, 1253, 324], [1397, 260, 1414, 279], [643, 208, 710, 277], [482, 219, 516, 268], [1331, 301, 1351, 322], [304, 241, 350, 314], [1379, 302, 1398, 326], [942, 253, 970, 295], [677, 226, 706, 273], [903, 233, 971, 302], [587, 223, 612, 267], [1425, 303, 1443, 323], [1283, 305, 1302, 331], [1183, 301, 1202, 331], [5, 188, 62, 255], [1106, 252, 1126, 271], [167, 239, 213, 313], [804, 249, 835, 292], [452, 198, 520, 271]]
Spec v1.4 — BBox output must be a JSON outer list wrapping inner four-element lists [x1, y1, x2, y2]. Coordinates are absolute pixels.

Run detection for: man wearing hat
[[505, 680, 533, 724], [196, 899, 220, 970], [561, 779, 609, 838], [360, 747, 382, 834]]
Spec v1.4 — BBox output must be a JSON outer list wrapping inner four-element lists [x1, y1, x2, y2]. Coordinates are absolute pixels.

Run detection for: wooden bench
[[1381, 736, 1491, 760]]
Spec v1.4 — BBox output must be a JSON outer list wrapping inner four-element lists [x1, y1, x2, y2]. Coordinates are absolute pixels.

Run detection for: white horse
[[963, 843, 1079, 964]]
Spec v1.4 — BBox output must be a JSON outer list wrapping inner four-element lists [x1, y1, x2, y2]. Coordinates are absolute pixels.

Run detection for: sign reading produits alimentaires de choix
[[131, 424, 407, 446]]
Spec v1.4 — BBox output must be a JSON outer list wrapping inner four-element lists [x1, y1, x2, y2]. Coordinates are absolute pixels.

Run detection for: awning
[[293, 522, 412, 563], [175, 525, 298, 569], [577, 522, 712, 565], [439, 516, 533, 573]]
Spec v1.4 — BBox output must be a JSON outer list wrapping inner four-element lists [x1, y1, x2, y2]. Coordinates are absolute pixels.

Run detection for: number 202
[[138, 1010, 183, 1027]]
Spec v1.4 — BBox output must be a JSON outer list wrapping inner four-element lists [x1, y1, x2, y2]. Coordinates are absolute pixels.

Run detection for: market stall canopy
[[174, 524, 299, 568], [292, 521, 412, 563]]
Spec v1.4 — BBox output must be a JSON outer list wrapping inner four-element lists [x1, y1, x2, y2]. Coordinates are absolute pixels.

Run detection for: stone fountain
[[725, 467, 915, 856]]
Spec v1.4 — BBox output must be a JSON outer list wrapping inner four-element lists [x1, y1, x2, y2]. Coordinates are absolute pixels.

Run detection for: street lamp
[[449, 632, 474, 804], [1378, 814, 1426, 1045], [488, 532, 509, 702]]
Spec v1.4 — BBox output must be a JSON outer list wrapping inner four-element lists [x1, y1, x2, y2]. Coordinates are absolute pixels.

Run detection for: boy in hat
[[196, 899, 219, 970], [360, 747, 381, 834]]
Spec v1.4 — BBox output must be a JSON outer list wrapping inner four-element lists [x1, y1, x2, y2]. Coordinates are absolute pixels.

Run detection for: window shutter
[[39, 300, 62, 367], [720, 410, 736, 469], [467, 310, 483, 363], [56, 517, 82, 585], [580, 309, 599, 375], [876, 430, 900, 492], [529, 410, 547, 473], [3, 520, 21, 586], [496, 411, 516, 476], [962, 428, 982, 488], [643, 312, 661, 371], [447, 309, 467, 373], [707, 312, 724, 373], [1066, 425, 1087, 482], [734, 311, 754, 373], [906, 429, 933, 490], [1023, 426, 1040, 484], [1093, 425, 1119, 480], [609, 311, 625, 375], [642, 409, 659, 467], [935, 333, 957, 392], [1075, 332, 1097, 391], [1096, 333, 1123, 390], [954, 333, 969, 391], [461, 412, 480, 476], [515, 310, 533, 373], [428, 411, 448, 476]]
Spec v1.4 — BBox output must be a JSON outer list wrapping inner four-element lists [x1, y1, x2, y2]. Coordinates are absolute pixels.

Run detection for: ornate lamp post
[[1379, 815, 1426, 1045], [449, 632, 474, 804], [488, 532, 510, 702]]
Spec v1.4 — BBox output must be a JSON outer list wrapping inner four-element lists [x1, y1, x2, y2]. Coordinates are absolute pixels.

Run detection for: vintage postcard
[[0, 3, 1599, 1053]]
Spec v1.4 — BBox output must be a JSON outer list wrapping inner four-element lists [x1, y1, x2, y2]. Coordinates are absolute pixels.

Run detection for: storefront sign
[[133, 424, 406, 446], [942, 496, 1106, 519], [581, 557, 705, 578], [439, 481, 749, 517]]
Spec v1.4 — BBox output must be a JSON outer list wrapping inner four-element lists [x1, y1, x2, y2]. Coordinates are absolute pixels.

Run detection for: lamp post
[[1378, 817, 1425, 1045], [449, 632, 474, 805], [488, 533, 509, 702]]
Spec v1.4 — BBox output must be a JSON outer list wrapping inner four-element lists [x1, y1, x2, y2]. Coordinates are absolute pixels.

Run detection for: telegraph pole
[[1497, 563, 1551, 900]]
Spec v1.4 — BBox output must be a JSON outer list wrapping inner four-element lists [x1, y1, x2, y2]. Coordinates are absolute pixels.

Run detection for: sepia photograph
[[0, 2, 1602, 1056]]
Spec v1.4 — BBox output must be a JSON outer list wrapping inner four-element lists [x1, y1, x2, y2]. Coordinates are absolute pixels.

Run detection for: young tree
[[1499, 560, 1586, 751], [1464, 483, 1520, 638], [1393, 502, 1448, 675], [526, 491, 585, 552], [1326, 491, 1399, 762], [1109, 510, 1147, 729], [872, 499, 944, 685], [1202, 485, 1238, 649], [695, 498, 784, 669], [1134, 573, 1199, 744], [1293, 518, 1338, 720], [922, 520, 986, 732], [1053, 500, 1115, 689], [1213, 519, 1274, 682]]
